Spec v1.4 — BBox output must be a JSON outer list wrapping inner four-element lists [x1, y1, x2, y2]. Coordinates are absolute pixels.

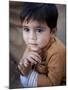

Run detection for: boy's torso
[[33, 36, 65, 73], [25, 35, 66, 85]]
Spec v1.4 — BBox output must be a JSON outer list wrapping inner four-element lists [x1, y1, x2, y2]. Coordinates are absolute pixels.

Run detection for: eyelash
[[23, 28, 30, 32], [36, 29, 44, 32], [23, 28, 44, 33]]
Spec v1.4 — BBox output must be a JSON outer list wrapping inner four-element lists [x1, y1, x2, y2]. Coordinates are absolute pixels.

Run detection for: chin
[[29, 45, 40, 51], [31, 47, 38, 51]]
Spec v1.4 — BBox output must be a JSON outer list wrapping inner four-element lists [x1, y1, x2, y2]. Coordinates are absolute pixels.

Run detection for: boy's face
[[22, 20, 51, 50]]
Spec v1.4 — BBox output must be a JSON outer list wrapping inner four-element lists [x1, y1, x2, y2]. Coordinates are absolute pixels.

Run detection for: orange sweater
[[36, 36, 66, 86], [18, 35, 66, 86]]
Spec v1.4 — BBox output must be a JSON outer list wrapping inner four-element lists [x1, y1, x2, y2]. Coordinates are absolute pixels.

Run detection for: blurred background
[[9, 1, 66, 89]]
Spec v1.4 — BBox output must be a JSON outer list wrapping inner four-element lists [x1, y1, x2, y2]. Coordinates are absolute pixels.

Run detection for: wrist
[[18, 62, 32, 75]]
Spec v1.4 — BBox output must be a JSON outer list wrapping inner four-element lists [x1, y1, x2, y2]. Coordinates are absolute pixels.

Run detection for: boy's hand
[[18, 48, 42, 75], [20, 48, 41, 67], [23, 51, 42, 67]]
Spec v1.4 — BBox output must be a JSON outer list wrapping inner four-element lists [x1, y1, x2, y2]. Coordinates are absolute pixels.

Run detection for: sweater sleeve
[[37, 50, 66, 86]]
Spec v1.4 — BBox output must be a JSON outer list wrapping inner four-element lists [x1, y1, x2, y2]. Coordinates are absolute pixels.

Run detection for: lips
[[28, 42, 37, 45], [28, 43, 39, 51], [28, 43, 38, 47]]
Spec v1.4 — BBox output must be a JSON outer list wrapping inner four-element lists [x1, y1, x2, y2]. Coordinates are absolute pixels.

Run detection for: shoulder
[[48, 36, 65, 53], [47, 36, 66, 61]]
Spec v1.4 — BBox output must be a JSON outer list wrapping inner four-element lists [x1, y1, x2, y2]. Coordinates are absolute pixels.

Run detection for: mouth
[[28, 43, 40, 51], [28, 43, 38, 46]]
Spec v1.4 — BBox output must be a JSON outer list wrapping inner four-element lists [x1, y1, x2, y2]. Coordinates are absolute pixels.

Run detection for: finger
[[19, 59, 23, 66], [31, 51, 41, 61], [23, 59, 29, 67], [30, 54, 41, 63], [26, 56, 37, 65]]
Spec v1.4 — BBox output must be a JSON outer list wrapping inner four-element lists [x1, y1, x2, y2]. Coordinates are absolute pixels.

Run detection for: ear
[[51, 27, 57, 34]]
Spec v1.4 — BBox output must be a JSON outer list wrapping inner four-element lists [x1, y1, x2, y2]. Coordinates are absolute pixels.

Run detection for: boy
[[18, 2, 66, 87]]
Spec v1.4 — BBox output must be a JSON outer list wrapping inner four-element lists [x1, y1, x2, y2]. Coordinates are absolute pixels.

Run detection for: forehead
[[22, 20, 48, 28]]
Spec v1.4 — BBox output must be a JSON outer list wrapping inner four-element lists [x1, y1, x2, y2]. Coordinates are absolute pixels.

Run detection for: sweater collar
[[41, 35, 56, 59]]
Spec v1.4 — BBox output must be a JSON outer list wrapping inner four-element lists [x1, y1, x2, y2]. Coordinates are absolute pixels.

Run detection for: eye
[[23, 28, 30, 32], [36, 28, 44, 33]]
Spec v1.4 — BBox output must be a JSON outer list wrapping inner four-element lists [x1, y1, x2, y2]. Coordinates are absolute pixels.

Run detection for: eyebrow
[[23, 25, 46, 29]]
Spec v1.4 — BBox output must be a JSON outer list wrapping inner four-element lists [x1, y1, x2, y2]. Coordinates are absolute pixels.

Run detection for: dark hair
[[20, 2, 58, 30]]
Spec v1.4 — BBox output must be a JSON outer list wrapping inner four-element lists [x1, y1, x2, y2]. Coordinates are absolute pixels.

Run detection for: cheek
[[37, 33, 51, 47], [22, 32, 28, 44]]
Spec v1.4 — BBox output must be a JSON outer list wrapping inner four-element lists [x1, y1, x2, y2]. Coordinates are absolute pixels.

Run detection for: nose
[[29, 30, 37, 41]]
